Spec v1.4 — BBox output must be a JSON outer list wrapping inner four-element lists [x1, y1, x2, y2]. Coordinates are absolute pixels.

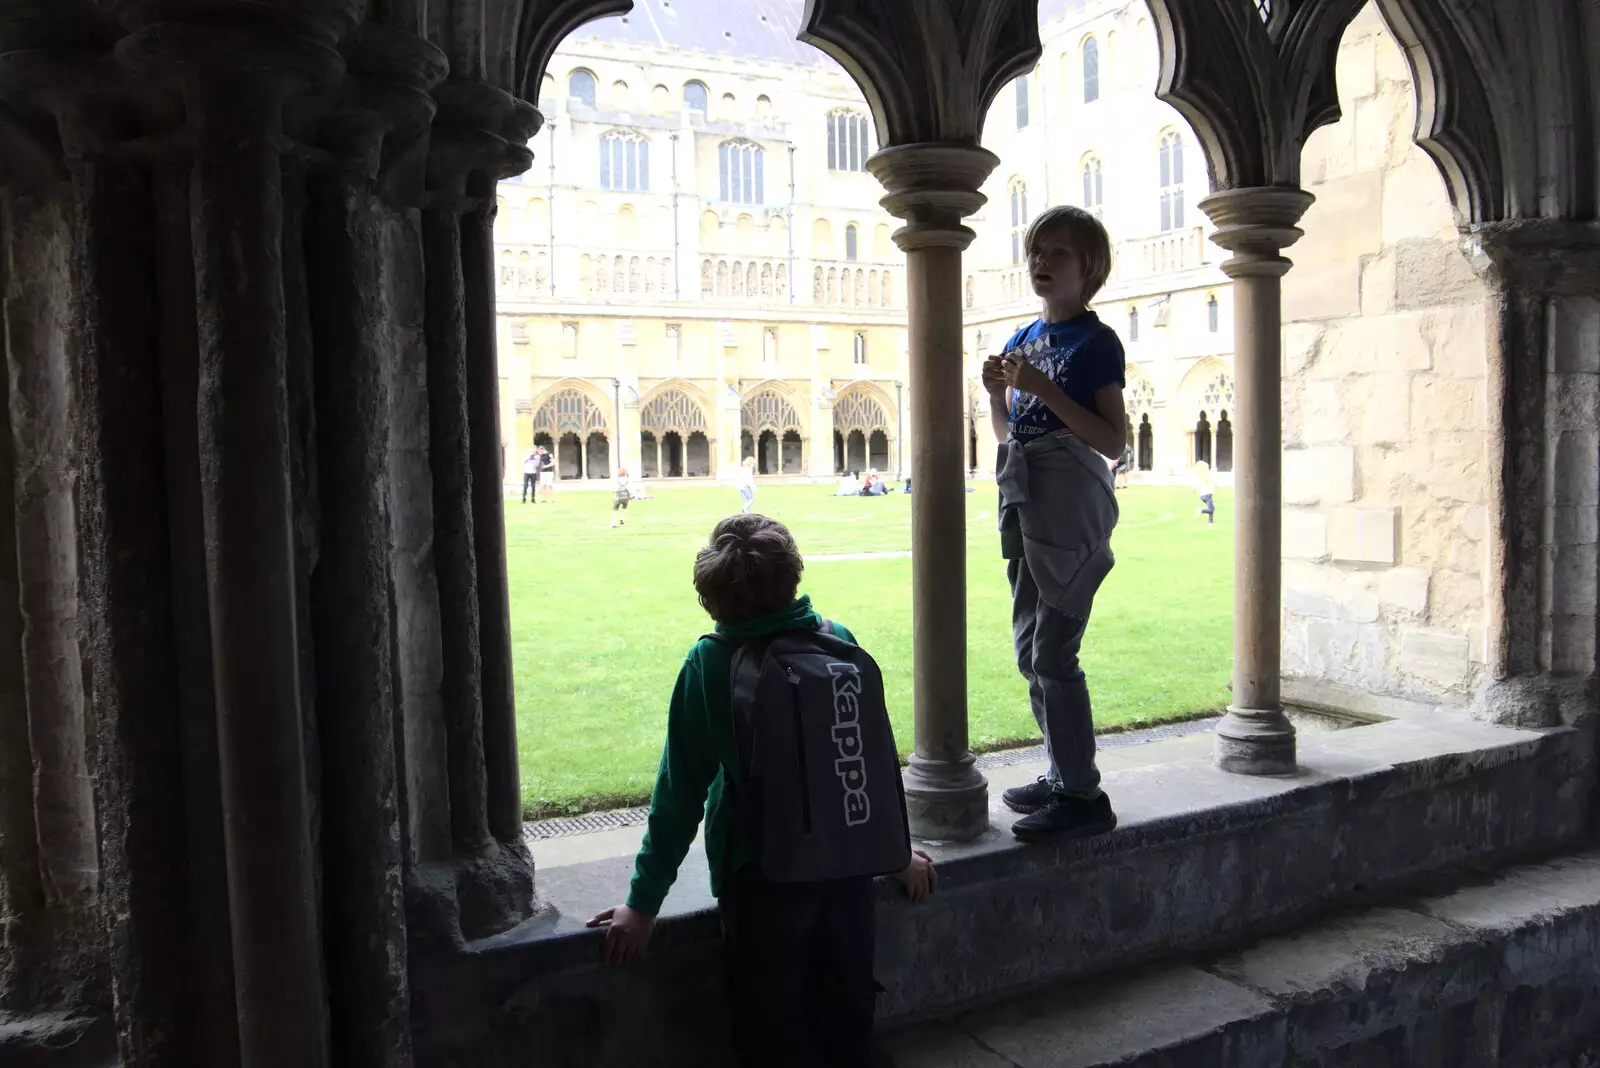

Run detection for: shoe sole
[[1010, 815, 1118, 843]]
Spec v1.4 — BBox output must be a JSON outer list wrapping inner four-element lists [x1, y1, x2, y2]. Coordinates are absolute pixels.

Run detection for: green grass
[[510, 482, 1234, 818]]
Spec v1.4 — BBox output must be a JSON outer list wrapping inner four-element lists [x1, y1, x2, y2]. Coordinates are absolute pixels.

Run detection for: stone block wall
[[1280, 6, 1490, 705]]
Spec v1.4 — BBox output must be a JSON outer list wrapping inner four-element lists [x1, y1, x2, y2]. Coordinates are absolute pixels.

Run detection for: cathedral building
[[493, 0, 1232, 484]]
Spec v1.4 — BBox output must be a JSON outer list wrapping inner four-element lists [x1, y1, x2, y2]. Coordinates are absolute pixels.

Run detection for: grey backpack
[[706, 623, 911, 883]]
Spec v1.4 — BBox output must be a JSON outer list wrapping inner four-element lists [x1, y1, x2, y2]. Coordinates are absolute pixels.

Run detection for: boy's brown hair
[[693, 514, 804, 623], [1024, 205, 1114, 303]]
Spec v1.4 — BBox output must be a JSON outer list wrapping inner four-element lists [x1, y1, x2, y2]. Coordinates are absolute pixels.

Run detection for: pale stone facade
[[495, 0, 1240, 485], [1279, 7, 1493, 708]]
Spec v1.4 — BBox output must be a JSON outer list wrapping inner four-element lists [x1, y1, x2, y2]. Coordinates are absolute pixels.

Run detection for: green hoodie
[[625, 595, 856, 916]]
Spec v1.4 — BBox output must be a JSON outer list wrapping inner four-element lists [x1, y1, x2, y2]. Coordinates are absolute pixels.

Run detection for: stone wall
[[1280, 6, 1490, 707]]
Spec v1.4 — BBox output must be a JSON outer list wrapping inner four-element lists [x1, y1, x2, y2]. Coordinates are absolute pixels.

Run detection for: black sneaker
[[1001, 776, 1055, 815], [1011, 791, 1117, 842]]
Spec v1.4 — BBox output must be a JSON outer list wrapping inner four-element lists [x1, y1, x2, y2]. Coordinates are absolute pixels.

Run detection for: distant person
[[859, 470, 887, 497], [982, 204, 1125, 843], [1114, 443, 1134, 490], [835, 472, 860, 497], [610, 467, 632, 528], [1193, 460, 1215, 526], [521, 450, 539, 503], [736, 455, 757, 514], [586, 514, 936, 1068], [537, 445, 556, 503]]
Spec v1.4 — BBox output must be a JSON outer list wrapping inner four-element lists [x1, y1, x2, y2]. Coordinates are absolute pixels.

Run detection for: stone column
[[119, 21, 344, 1066], [1199, 187, 1313, 776], [1461, 222, 1600, 726], [869, 144, 997, 841]]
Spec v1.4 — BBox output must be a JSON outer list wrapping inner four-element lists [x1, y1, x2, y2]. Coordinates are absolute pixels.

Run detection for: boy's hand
[[895, 849, 938, 903], [586, 904, 656, 965], [981, 355, 1008, 395], [1002, 353, 1051, 398]]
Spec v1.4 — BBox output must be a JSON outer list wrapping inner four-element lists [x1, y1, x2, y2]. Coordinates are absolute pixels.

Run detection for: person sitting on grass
[[982, 204, 1126, 843], [587, 514, 936, 1068]]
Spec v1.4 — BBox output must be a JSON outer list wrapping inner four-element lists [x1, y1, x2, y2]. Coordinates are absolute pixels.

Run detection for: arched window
[[1082, 37, 1100, 103], [1015, 75, 1030, 129], [600, 131, 649, 192], [1128, 306, 1140, 341], [568, 69, 596, 108], [1208, 294, 1220, 333], [1160, 131, 1185, 231], [683, 80, 709, 114], [1081, 155, 1103, 212], [845, 224, 859, 261], [827, 109, 871, 172], [719, 140, 764, 205], [853, 332, 867, 365], [1009, 178, 1029, 265]]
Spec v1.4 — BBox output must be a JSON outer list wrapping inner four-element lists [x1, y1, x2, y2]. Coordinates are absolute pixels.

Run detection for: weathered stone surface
[[428, 720, 1596, 1065], [1359, 250, 1397, 316], [1552, 430, 1600, 507], [1351, 372, 1412, 446], [1548, 294, 1600, 374], [1283, 322, 1325, 376], [1329, 507, 1397, 565], [1378, 566, 1431, 616], [1411, 375, 1484, 434], [1285, 563, 1380, 623], [1420, 304, 1489, 378], [1283, 509, 1330, 560], [1317, 312, 1434, 378], [1399, 627, 1473, 689], [1284, 446, 1355, 505]]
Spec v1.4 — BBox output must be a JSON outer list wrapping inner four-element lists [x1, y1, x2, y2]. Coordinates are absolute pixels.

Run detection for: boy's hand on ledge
[[895, 849, 937, 903], [586, 904, 656, 965]]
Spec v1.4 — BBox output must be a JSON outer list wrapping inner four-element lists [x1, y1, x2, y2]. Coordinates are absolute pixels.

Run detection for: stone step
[[886, 850, 1600, 1068]]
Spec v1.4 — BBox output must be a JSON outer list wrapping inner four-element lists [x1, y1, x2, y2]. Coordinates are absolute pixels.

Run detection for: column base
[[1214, 706, 1298, 776], [903, 753, 989, 842]]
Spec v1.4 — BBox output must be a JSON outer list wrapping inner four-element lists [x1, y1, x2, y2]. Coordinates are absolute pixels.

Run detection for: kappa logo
[[826, 661, 871, 826]]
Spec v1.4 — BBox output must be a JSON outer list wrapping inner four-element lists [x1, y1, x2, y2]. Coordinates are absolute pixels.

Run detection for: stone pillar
[[421, 77, 535, 935], [1462, 222, 1600, 726], [119, 20, 346, 1065], [869, 144, 997, 841], [304, 28, 444, 1067], [1199, 187, 1313, 776]]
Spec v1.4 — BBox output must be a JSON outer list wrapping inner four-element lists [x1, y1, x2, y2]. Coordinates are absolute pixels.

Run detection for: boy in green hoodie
[[587, 513, 936, 1068]]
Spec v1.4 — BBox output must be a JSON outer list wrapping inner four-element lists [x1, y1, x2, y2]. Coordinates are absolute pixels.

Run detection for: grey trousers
[[1009, 553, 1102, 797]]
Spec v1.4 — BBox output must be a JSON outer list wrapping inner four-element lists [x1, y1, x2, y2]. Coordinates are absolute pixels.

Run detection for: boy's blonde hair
[[1023, 206, 1113, 303]]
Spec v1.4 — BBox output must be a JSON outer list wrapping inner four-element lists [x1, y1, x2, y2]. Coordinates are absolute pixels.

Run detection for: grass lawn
[[509, 481, 1234, 818]]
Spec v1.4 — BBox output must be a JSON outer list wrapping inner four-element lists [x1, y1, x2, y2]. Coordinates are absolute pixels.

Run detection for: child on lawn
[[587, 514, 936, 1068], [1193, 460, 1216, 525], [610, 466, 631, 528], [981, 205, 1126, 843]]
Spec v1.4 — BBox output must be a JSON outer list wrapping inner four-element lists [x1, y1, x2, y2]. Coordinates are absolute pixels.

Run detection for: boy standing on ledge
[[982, 205, 1127, 843]]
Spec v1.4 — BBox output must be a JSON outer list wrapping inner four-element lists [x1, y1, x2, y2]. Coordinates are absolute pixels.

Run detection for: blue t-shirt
[[1002, 312, 1126, 439]]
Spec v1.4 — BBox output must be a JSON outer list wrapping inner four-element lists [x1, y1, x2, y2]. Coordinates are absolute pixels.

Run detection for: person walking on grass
[[1193, 460, 1216, 525], [610, 467, 631, 528], [521, 449, 539, 503], [981, 204, 1125, 844], [736, 454, 757, 514], [587, 514, 936, 1068]]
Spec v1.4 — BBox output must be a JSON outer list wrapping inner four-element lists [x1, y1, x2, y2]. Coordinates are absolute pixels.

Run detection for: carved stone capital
[[801, 0, 1040, 147], [427, 78, 536, 201], [102, 0, 358, 45], [867, 142, 998, 253], [1198, 186, 1315, 279], [115, 21, 345, 119], [1460, 218, 1600, 296]]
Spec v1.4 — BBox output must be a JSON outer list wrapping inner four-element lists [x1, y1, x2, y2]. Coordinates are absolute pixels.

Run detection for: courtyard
[[509, 482, 1235, 817]]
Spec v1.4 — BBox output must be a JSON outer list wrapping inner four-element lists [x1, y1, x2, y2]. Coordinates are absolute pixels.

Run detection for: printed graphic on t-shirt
[[1007, 332, 1086, 438]]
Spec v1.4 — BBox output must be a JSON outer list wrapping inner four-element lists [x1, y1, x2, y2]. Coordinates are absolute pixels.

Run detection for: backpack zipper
[[787, 666, 813, 835]]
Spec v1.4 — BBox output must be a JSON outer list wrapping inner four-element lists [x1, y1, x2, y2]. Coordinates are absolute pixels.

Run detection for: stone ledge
[[410, 718, 1596, 1067], [890, 850, 1600, 1067]]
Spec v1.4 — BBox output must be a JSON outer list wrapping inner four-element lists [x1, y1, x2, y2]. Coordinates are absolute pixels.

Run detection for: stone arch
[[640, 382, 712, 479], [812, 217, 833, 257], [531, 382, 610, 480], [700, 210, 720, 240], [832, 382, 893, 474], [639, 383, 711, 437]]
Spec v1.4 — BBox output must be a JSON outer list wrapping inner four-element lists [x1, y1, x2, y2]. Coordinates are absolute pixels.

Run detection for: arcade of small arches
[[701, 258, 791, 302], [813, 263, 897, 308], [1109, 365, 1236, 477]]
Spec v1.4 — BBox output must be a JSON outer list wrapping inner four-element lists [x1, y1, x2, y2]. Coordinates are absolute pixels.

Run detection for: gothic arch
[[832, 383, 893, 435], [530, 381, 611, 439], [741, 385, 805, 435], [638, 381, 713, 435]]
